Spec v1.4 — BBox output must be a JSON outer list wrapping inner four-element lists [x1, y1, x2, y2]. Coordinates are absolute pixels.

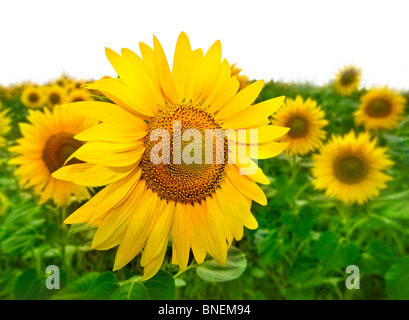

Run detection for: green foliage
[[1, 80, 409, 300], [196, 246, 247, 282]]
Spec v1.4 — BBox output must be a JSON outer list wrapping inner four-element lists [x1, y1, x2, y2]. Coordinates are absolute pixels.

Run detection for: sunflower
[[0, 191, 9, 216], [67, 88, 93, 103], [46, 85, 67, 108], [9, 106, 97, 206], [52, 32, 289, 280], [231, 63, 250, 91], [312, 131, 393, 205], [271, 95, 328, 156], [20, 86, 46, 109], [354, 87, 406, 131], [0, 104, 12, 147], [333, 65, 361, 96], [54, 74, 72, 88]]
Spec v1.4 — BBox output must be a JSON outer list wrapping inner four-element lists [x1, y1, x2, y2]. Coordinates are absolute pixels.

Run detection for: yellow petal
[[222, 96, 285, 128], [52, 162, 136, 187], [85, 78, 155, 119], [215, 80, 264, 120], [113, 188, 159, 271], [64, 168, 142, 225], [171, 203, 191, 270], [205, 197, 228, 265], [227, 169, 267, 205], [141, 201, 175, 267], [71, 140, 144, 167], [74, 122, 147, 143]]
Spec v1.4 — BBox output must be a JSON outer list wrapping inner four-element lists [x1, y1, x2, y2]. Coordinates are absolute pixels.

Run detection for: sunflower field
[[0, 33, 409, 302]]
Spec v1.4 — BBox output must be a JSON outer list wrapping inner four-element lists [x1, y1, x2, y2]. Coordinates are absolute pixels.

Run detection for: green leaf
[[370, 190, 409, 220], [45, 223, 67, 246], [316, 232, 347, 270], [13, 268, 54, 300], [110, 270, 175, 300], [1, 231, 36, 256], [85, 272, 120, 300], [287, 257, 324, 288], [52, 272, 100, 300], [14, 268, 38, 300], [196, 246, 247, 282], [385, 258, 409, 300], [67, 222, 97, 238], [282, 204, 314, 238], [397, 115, 409, 134], [359, 240, 395, 275], [256, 230, 291, 267], [175, 278, 186, 287], [283, 287, 315, 300]]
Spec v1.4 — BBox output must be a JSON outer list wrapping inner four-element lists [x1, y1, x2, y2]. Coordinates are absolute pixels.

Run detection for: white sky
[[1, 0, 408, 90]]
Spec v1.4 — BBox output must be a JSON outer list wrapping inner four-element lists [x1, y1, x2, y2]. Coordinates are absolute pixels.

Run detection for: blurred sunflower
[[67, 88, 93, 103], [354, 87, 406, 131], [52, 32, 289, 280], [46, 86, 66, 108], [0, 104, 12, 147], [334, 65, 361, 96], [231, 63, 250, 91], [271, 95, 328, 156], [9, 106, 97, 206], [312, 131, 393, 205], [54, 74, 71, 88], [21, 86, 45, 109], [0, 191, 9, 216]]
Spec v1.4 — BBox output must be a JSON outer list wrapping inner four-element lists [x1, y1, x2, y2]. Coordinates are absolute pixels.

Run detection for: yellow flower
[[9, 106, 97, 206], [0, 104, 12, 147], [20, 86, 46, 109], [46, 85, 67, 108], [231, 63, 250, 91], [312, 131, 393, 205], [271, 95, 328, 156], [54, 74, 72, 88], [0, 191, 9, 216], [333, 65, 361, 96], [52, 32, 289, 280], [354, 87, 406, 131], [66, 88, 93, 103]]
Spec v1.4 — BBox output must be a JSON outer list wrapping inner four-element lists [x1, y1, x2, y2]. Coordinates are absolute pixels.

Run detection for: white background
[[0, 0, 408, 90]]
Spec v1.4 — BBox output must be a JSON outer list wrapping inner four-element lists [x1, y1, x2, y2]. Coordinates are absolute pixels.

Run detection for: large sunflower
[[20, 86, 46, 109], [354, 87, 406, 131], [333, 65, 361, 96], [52, 32, 289, 280], [9, 106, 97, 206], [311, 131, 393, 205], [271, 95, 328, 156]]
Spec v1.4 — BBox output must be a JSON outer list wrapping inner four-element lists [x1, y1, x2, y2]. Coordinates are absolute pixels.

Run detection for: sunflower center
[[141, 103, 228, 204], [49, 93, 61, 105], [42, 132, 83, 173], [28, 92, 39, 103], [334, 155, 367, 184], [340, 69, 358, 85], [287, 116, 309, 138], [365, 98, 391, 118]]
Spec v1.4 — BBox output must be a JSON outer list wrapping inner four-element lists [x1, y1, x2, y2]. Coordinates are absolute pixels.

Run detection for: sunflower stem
[[60, 206, 69, 280], [173, 263, 197, 279]]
